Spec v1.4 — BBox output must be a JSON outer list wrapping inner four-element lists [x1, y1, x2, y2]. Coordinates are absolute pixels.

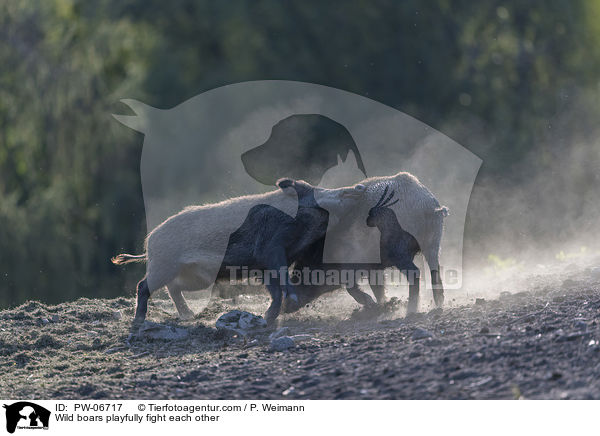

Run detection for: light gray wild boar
[[112, 178, 366, 328], [287, 171, 449, 314]]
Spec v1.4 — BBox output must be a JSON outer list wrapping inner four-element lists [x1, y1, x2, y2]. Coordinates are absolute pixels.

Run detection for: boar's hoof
[[130, 317, 144, 333]]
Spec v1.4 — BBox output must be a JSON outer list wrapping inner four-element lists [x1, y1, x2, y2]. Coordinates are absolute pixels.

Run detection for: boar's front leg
[[346, 284, 378, 307], [264, 271, 299, 325], [264, 281, 283, 326], [260, 247, 297, 326], [369, 283, 386, 305]]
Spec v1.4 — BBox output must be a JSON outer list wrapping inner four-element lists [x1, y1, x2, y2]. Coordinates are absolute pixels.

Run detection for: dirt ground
[[2, 261, 600, 400]]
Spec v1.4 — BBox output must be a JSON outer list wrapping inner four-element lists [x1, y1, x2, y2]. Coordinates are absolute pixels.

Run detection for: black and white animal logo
[[3, 402, 50, 434]]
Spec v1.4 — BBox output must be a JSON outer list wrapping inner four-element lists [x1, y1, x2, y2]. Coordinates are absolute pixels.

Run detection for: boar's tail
[[111, 253, 147, 265]]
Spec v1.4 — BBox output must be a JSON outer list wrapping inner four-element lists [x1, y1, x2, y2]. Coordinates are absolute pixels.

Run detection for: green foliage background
[[1, 0, 600, 307]]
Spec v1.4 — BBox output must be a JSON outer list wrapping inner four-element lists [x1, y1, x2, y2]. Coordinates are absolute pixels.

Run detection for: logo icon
[[3, 402, 50, 434]]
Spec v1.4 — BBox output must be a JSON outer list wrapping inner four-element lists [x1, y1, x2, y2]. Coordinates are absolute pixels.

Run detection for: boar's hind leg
[[431, 269, 444, 307], [133, 278, 150, 329], [134, 262, 181, 329], [167, 281, 194, 319]]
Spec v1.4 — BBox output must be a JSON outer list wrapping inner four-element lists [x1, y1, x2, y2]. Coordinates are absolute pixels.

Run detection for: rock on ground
[[138, 321, 189, 341], [270, 336, 295, 351], [216, 310, 267, 335], [411, 328, 433, 340]]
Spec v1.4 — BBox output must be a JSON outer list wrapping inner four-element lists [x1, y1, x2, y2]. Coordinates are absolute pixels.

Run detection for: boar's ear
[[277, 179, 299, 196], [276, 178, 295, 191]]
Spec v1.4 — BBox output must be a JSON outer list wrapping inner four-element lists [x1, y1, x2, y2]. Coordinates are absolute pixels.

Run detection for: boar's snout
[[319, 184, 366, 213]]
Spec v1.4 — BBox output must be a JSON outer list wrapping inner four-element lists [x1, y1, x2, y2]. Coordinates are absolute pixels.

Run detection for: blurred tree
[[0, 0, 153, 306]]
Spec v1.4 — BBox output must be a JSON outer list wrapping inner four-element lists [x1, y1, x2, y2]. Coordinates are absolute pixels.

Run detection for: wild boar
[[112, 178, 365, 327], [284, 171, 448, 314]]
